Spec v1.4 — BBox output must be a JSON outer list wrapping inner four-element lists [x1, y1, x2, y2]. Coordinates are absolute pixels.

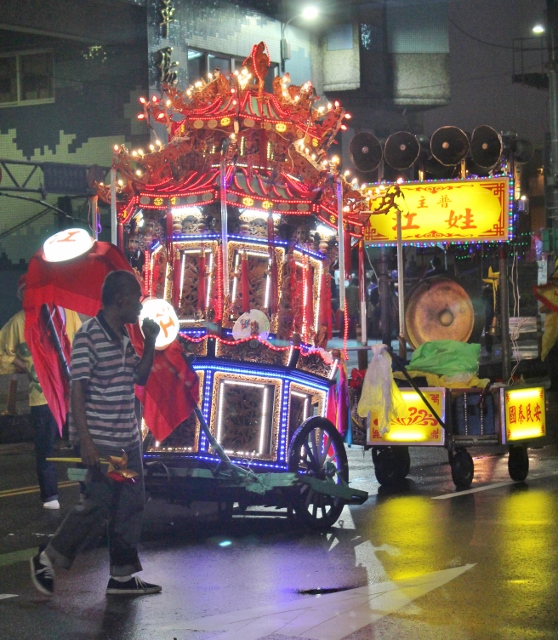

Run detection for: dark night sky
[[423, 0, 549, 146]]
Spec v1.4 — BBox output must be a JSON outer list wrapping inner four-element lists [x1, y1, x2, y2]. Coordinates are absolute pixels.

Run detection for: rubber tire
[[288, 416, 349, 530], [508, 446, 529, 482], [450, 449, 474, 489], [373, 447, 410, 487]]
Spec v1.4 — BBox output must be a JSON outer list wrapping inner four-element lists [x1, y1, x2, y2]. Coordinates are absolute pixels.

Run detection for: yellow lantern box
[[499, 386, 546, 444], [367, 388, 446, 446]]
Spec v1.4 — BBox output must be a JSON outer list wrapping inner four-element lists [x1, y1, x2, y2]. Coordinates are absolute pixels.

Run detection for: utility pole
[[547, 0, 558, 235]]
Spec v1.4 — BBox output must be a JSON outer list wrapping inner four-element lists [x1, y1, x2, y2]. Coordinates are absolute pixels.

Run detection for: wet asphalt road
[[1, 440, 558, 640]]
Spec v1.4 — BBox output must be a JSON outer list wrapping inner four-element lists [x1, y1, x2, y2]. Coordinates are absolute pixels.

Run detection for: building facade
[[0, 0, 453, 278]]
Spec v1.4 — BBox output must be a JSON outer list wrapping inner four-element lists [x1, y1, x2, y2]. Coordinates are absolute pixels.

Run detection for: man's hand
[[142, 317, 160, 343], [80, 436, 100, 469]]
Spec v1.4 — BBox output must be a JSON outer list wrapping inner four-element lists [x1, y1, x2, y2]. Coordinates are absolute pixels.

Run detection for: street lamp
[[531, 21, 558, 232], [280, 5, 319, 73]]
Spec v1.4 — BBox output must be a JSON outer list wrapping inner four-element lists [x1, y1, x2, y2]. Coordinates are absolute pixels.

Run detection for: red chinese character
[[392, 211, 421, 231], [518, 404, 526, 424], [533, 403, 541, 421], [509, 405, 517, 424], [526, 403, 533, 422], [437, 195, 452, 208], [56, 229, 81, 243], [155, 311, 176, 338], [417, 197, 428, 209], [446, 208, 477, 230]]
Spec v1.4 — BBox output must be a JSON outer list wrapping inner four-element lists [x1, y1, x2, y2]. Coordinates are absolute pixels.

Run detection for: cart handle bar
[[389, 348, 446, 430]]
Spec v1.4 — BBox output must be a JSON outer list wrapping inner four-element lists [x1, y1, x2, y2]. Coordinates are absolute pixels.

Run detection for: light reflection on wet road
[[1, 442, 558, 639]]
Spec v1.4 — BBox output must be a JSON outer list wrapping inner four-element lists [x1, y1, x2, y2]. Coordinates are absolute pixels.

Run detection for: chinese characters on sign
[[367, 389, 446, 446], [364, 177, 509, 244], [504, 387, 546, 442]]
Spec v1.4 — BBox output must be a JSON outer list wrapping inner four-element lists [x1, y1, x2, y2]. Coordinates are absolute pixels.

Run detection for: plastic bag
[[407, 340, 480, 377], [357, 344, 407, 435]]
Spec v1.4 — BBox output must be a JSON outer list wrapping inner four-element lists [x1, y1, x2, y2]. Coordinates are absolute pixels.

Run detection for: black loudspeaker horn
[[418, 135, 457, 178], [470, 125, 503, 169], [349, 132, 383, 173], [511, 138, 534, 164], [384, 131, 420, 170], [430, 126, 470, 166]]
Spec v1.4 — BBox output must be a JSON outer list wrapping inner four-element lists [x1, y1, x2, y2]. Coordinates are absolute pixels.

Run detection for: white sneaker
[[43, 499, 60, 510]]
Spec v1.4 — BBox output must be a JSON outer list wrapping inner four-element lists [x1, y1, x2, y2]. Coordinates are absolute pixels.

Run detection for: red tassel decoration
[[172, 250, 181, 309], [198, 251, 206, 313], [166, 210, 173, 247], [151, 253, 160, 298], [267, 214, 278, 315], [270, 253, 278, 315], [241, 250, 250, 313]]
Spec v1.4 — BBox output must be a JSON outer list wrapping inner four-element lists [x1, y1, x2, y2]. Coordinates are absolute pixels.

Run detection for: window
[[188, 48, 278, 92], [0, 51, 54, 106], [327, 24, 354, 51]]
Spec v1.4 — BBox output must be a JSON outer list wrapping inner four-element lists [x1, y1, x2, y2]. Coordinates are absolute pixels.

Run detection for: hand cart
[[350, 351, 547, 489]]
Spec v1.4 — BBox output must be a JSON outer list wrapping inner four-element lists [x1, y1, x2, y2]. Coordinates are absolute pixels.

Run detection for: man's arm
[[11, 357, 29, 375], [135, 318, 160, 386], [71, 378, 100, 468]]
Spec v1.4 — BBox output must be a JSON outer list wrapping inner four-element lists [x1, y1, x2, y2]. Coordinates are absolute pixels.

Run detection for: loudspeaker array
[[349, 126, 533, 175]]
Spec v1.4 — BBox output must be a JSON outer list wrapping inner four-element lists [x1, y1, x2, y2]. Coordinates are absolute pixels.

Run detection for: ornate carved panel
[[296, 352, 335, 379], [215, 339, 289, 366], [209, 372, 282, 460]]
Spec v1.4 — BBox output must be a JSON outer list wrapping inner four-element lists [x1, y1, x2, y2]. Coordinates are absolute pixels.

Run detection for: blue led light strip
[[194, 361, 331, 393], [199, 370, 213, 452], [227, 234, 288, 247]]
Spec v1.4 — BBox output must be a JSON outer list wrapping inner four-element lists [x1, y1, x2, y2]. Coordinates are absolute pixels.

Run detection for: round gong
[[405, 276, 474, 348]]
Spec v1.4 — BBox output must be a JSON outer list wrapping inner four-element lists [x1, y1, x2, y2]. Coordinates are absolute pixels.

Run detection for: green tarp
[[407, 340, 481, 377]]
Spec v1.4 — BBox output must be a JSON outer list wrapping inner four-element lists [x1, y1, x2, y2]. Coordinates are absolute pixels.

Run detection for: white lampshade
[[139, 298, 180, 350], [43, 228, 94, 263]]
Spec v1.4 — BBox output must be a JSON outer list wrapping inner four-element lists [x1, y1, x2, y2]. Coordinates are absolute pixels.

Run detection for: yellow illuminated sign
[[504, 387, 546, 442], [368, 388, 445, 445], [364, 177, 509, 244]]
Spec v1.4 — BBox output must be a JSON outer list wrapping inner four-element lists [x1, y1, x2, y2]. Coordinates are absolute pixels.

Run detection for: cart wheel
[[288, 416, 348, 530], [373, 447, 410, 486], [449, 449, 474, 489], [508, 445, 529, 482]]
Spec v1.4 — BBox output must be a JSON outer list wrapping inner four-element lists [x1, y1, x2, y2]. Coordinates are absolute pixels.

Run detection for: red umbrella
[[22, 239, 197, 439]]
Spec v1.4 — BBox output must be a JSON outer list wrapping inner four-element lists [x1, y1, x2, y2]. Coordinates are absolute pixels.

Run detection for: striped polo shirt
[[69, 311, 140, 452]]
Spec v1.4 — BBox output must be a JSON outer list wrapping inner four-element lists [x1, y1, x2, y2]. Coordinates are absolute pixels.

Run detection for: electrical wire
[[449, 17, 519, 51], [0, 205, 51, 240]]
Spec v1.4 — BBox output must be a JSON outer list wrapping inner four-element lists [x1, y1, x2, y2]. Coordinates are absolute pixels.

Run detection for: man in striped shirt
[[30, 270, 162, 597]]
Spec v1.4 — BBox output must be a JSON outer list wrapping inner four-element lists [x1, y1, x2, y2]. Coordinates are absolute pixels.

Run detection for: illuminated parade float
[[26, 43, 549, 515], [92, 42, 404, 527]]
